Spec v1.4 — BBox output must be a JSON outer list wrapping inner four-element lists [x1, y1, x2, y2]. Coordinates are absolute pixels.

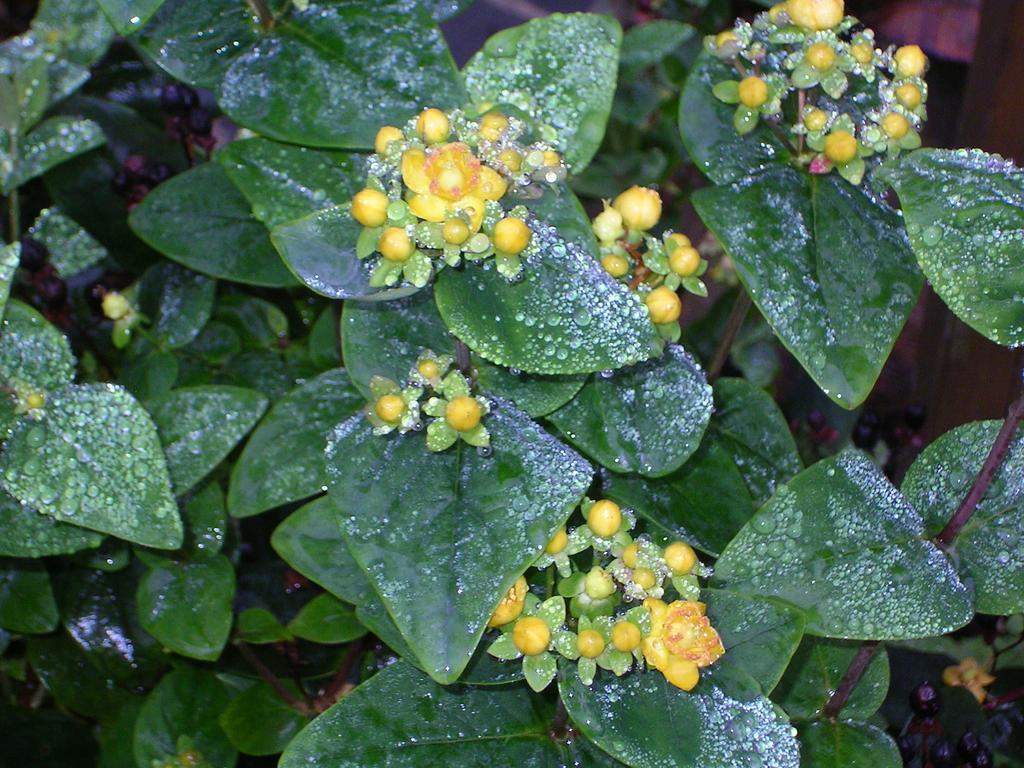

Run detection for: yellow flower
[[488, 576, 528, 628], [942, 658, 995, 704], [642, 598, 724, 690], [402, 143, 507, 232]]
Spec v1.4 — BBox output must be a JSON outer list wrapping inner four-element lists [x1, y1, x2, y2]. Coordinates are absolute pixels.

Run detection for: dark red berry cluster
[[898, 683, 994, 767], [19, 237, 69, 327], [111, 154, 175, 210], [160, 83, 215, 163]]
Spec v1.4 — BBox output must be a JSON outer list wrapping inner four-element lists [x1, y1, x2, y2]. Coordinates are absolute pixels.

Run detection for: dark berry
[[123, 154, 148, 177], [807, 409, 826, 430], [160, 83, 197, 114], [905, 403, 926, 429], [970, 746, 993, 768], [852, 422, 878, 449], [19, 237, 48, 272], [910, 681, 941, 718], [145, 162, 174, 186], [36, 271, 67, 308], [188, 108, 213, 136], [860, 409, 880, 427], [111, 169, 131, 195], [957, 730, 981, 759], [896, 734, 916, 762], [930, 740, 956, 768]]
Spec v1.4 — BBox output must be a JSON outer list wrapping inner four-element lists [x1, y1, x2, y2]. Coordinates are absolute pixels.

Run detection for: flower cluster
[[708, 0, 928, 184], [100, 289, 143, 349], [364, 349, 490, 452], [591, 186, 707, 342], [350, 108, 568, 287], [487, 498, 723, 692]]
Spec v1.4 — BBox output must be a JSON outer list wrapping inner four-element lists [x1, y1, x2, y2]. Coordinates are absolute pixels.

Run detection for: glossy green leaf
[[218, 137, 364, 229], [705, 588, 805, 695], [560, 665, 800, 768], [325, 399, 592, 682], [0, 244, 18, 321], [5, 117, 105, 192], [772, 637, 889, 721], [620, 19, 694, 71], [95, 0, 167, 36], [0, 299, 75, 398], [287, 593, 365, 644], [98, 699, 141, 768], [28, 635, 134, 719], [711, 378, 802, 505], [679, 51, 789, 185], [26, 206, 107, 278], [878, 149, 1024, 347], [713, 451, 973, 639], [129, 163, 297, 287], [219, 681, 308, 756], [902, 420, 1024, 615], [602, 438, 754, 556], [342, 290, 585, 418], [281, 661, 561, 767], [693, 167, 921, 408], [146, 385, 267, 495], [0, 559, 58, 633], [0, 384, 182, 549], [228, 368, 363, 517], [237, 607, 291, 644], [463, 13, 621, 171], [549, 345, 712, 477], [0, 489, 103, 558], [137, 554, 235, 661], [136, 263, 216, 349], [219, 1, 465, 149], [181, 481, 226, 558], [133, 667, 236, 768], [271, 497, 374, 606], [33, 0, 115, 67], [797, 721, 901, 768]]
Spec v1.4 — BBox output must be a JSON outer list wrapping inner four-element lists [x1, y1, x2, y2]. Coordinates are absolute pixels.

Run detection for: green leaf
[[797, 721, 901, 768], [219, 681, 308, 756], [270, 204, 420, 301], [679, 51, 790, 184], [711, 378, 802, 505], [464, 13, 621, 171], [704, 588, 805, 695], [6, 117, 105, 192], [0, 384, 182, 549], [27, 635, 134, 719], [620, 19, 694, 71], [0, 559, 58, 633], [181, 482, 226, 558], [129, 163, 297, 287], [693, 166, 921, 408], [0, 299, 75, 397], [713, 451, 973, 639], [287, 593, 366, 644], [0, 244, 18, 320], [602, 438, 754, 556], [560, 665, 800, 768], [218, 138, 364, 228], [549, 345, 712, 477], [146, 385, 267, 495], [137, 263, 216, 349], [326, 399, 592, 683], [32, 0, 115, 67], [271, 497, 374, 606], [772, 637, 889, 721], [228, 368, 363, 518], [133, 667, 236, 768], [878, 149, 1024, 346], [0, 489, 103, 558], [219, 1, 465, 149], [280, 661, 563, 766], [237, 607, 291, 644], [137, 554, 235, 661], [98, 698, 141, 768], [95, 0, 167, 36], [902, 419, 1024, 615], [26, 207, 107, 278], [342, 290, 585, 418]]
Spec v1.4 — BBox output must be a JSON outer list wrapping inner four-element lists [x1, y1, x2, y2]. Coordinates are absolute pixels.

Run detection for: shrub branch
[[823, 641, 880, 720], [707, 289, 752, 383]]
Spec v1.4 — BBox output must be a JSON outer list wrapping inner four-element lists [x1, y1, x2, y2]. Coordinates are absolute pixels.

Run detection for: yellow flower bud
[[664, 542, 697, 575], [545, 527, 568, 555], [493, 217, 531, 255], [714, 30, 737, 49], [824, 130, 858, 164], [851, 42, 873, 64], [378, 227, 414, 262], [645, 286, 682, 325], [601, 254, 629, 278], [26, 392, 46, 410], [894, 45, 927, 78], [633, 567, 656, 590], [882, 112, 910, 139], [669, 246, 701, 278], [611, 621, 642, 652], [512, 616, 550, 656], [417, 359, 440, 380], [592, 204, 625, 244], [442, 218, 471, 245], [479, 112, 508, 142], [584, 567, 616, 600], [587, 500, 621, 538], [374, 394, 405, 422], [663, 656, 700, 690], [498, 149, 523, 172], [577, 629, 606, 659], [374, 126, 403, 154], [667, 233, 691, 249], [896, 83, 922, 109], [738, 76, 769, 108], [613, 186, 662, 231], [804, 108, 828, 132], [488, 575, 528, 627], [101, 292, 130, 321], [416, 108, 450, 143], [351, 188, 389, 228], [768, 3, 788, 23], [446, 395, 482, 432], [806, 42, 836, 70], [621, 542, 639, 568], [542, 150, 561, 167], [786, 0, 844, 31]]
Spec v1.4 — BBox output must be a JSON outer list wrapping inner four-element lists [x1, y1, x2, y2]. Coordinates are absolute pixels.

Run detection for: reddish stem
[[823, 641, 880, 720]]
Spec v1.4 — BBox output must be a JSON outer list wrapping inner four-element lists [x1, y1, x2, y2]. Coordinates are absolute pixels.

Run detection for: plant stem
[[823, 641, 880, 720], [237, 642, 312, 715], [454, 338, 473, 379], [707, 289, 752, 383], [936, 390, 1024, 546], [313, 637, 364, 712], [245, 0, 275, 30]]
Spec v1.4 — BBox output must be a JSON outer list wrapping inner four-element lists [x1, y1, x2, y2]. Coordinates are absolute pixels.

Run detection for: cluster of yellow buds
[[591, 186, 708, 343], [363, 349, 490, 452], [100, 289, 142, 349], [350, 107, 567, 287], [488, 496, 723, 692], [708, 0, 928, 184]]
